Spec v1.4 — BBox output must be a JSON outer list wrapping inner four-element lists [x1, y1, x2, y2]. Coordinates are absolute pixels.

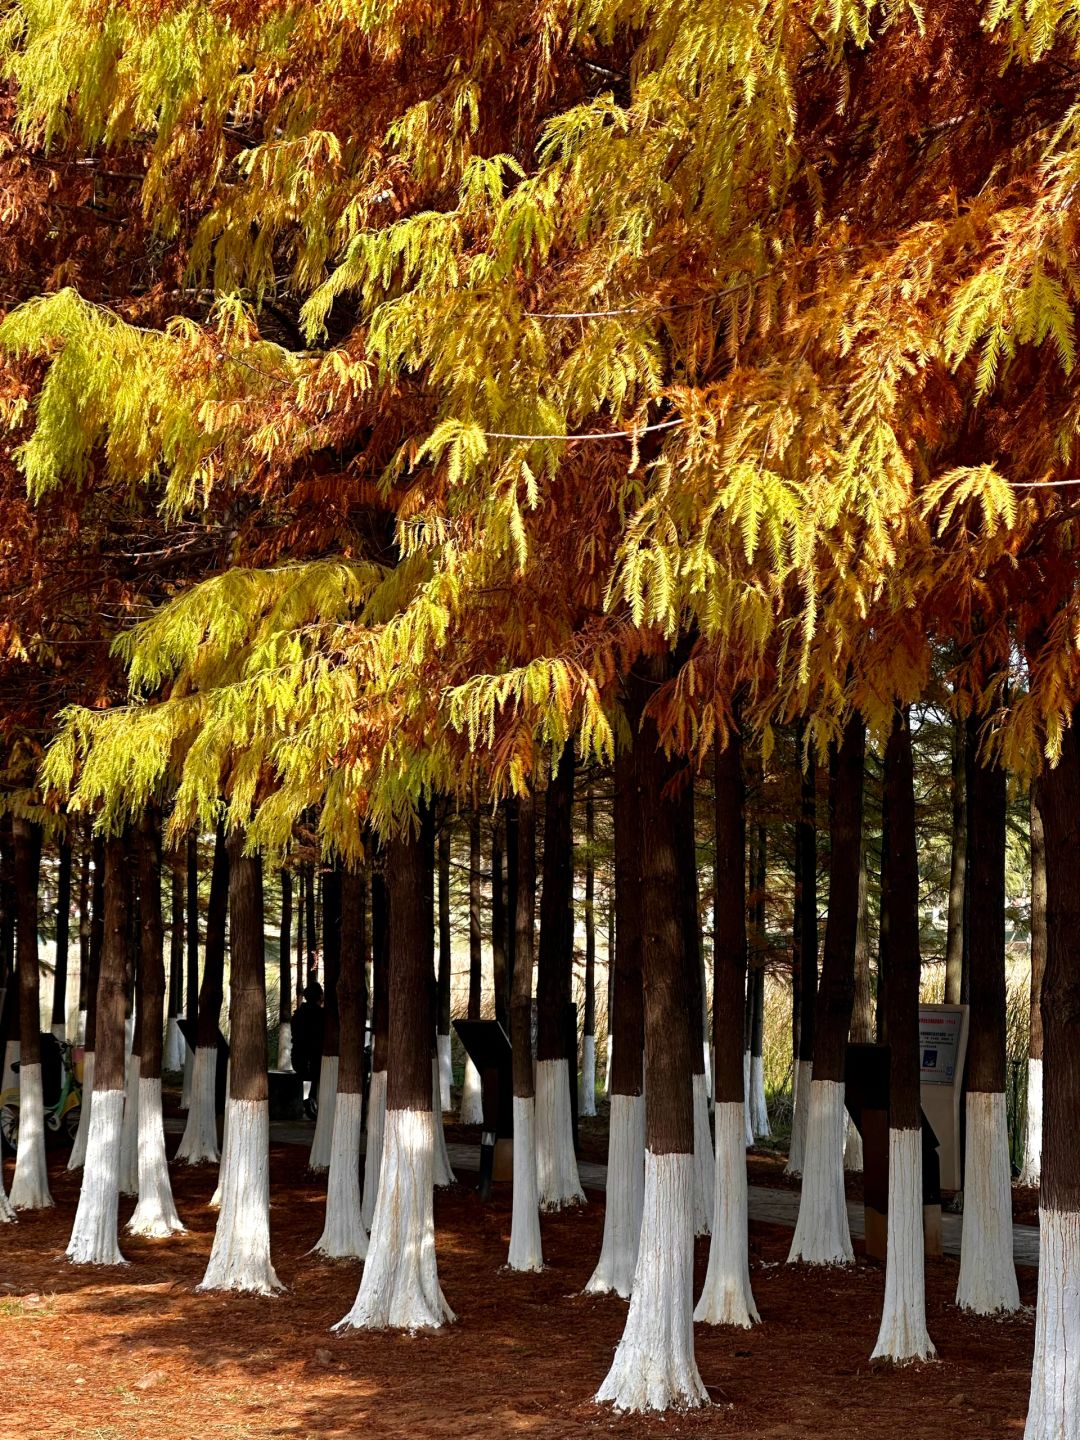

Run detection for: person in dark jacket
[[291, 981, 324, 1118]]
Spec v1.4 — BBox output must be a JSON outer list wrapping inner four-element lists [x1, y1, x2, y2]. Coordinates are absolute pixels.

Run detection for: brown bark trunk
[[677, 780, 706, 1078], [338, 869, 366, 1096], [749, 821, 766, 1064], [185, 833, 199, 1020], [12, 818, 43, 1068], [85, 838, 104, 1050], [0, 817, 14, 986], [882, 711, 921, 1131], [322, 865, 342, 1056], [304, 864, 317, 979], [713, 727, 747, 1105], [583, 787, 596, 1040], [511, 791, 537, 1100], [77, 826, 91, 1017], [226, 836, 268, 1104], [877, 779, 891, 1043], [611, 743, 645, 1098], [492, 814, 508, 1032], [812, 714, 866, 1085], [52, 837, 72, 1031], [385, 827, 433, 1112], [851, 835, 874, 1044], [138, 811, 166, 1081], [371, 866, 390, 1072], [1029, 789, 1046, 1063], [944, 715, 967, 1005], [437, 825, 452, 1035], [536, 747, 575, 1063], [194, 824, 229, 1050], [965, 717, 1008, 1096], [632, 667, 694, 1156], [795, 726, 818, 1065], [1036, 726, 1080, 1214], [279, 870, 292, 1027], [95, 835, 132, 1093], [468, 814, 482, 1022], [167, 859, 183, 1023]]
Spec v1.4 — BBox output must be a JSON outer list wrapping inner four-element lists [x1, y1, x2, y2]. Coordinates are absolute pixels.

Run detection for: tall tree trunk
[[309, 864, 342, 1172], [51, 836, 72, 1038], [508, 789, 543, 1270], [788, 713, 865, 1265], [200, 838, 279, 1293], [586, 745, 645, 1296], [944, 715, 967, 1005], [67, 833, 130, 1263], [304, 863, 317, 981], [77, 827, 92, 1039], [460, 812, 485, 1123], [877, 779, 891, 1042], [337, 824, 453, 1331], [535, 747, 583, 1208], [580, 785, 597, 1117], [11, 818, 51, 1210], [68, 837, 104, 1172], [871, 710, 934, 1360], [787, 729, 818, 1178], [696, 721, 759, 1328], [129, 810, 183, 1238], [678, 778, 714, 1233], [749, 820, 771, 1139], [436, 824, 452, 1110], [1026, 723, 1080, 1438], [956, 718, 1019, 1314], [1021, 790, 1046, 1188], [851, 837, 873, 1044], [182, 831, 199, 1105], [164, 858, 185, 1070], [361, 864, 390, 1230], [492, 812, 509, 1034], [597, 668, 706, 1412], [277, 870, 293, 1070], [176, 824, 228, 1164], [315, 866, 369, 1258]]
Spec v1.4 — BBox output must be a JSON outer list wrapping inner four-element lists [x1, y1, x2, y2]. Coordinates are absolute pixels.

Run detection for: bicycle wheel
[[0, 1104, 18, 1155], [63, 1105, 81, 1144]]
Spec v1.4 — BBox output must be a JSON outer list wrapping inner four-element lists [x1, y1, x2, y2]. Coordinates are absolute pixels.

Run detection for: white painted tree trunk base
[[750, 1054, 770, 1138], [956, 1090, 1019, 1314], [695, 1102, 759, 1327], [535, 1057, 585, 1211], [312, 1091, 368, 1260], [871, 1128, 935, 1362], [507, 1095, 543, 1272], [844, 1112, 864, 1173], [180, 1042, 194, 1110], [276, 1020, 293, 1073], [67, 1088, 126, 1265], [361, 1069, 386, 1232], [128, 1078, 185, 1237], [1025, 1208, 1080, 1440], [68, 1050, 94, 1171], [604, 1040, 613, 1095], [580, 1035, 597, 1117], [692, 1071, 714, 1236], [788, 1079, 854, 1266], [1020, 1056, 1042, 1190], [176, 1047, 220, 1164], [785, 1059, 813, 1178], [199, 1098, 281, 1294], [703, 1041, 713, 1102], [11, 1063, 53, 1210], [596, 1150, 707, 1413], [209, 1061, 232, 1210], [308, 1054, 340, 1173], [585, 1092, 644, 1297], [742, 1050, 754, 1147], [335, 1107, 454, 1331], [437, 1033, 452, 1112], [118, 1053, 141, 1197], [163, 1017, 186, 1073], [460, 1055, 484, 1125], [431, 1058, 455, 1187], [0, 1169, 14, 1222]]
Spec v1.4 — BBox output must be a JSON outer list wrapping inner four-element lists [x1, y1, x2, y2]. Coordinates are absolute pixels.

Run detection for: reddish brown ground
[[0, 1142, 1036, 1440]]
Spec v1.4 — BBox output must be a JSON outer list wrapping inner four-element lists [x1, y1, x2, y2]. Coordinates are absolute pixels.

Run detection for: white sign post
[[918, 1003, 969, 1191]]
